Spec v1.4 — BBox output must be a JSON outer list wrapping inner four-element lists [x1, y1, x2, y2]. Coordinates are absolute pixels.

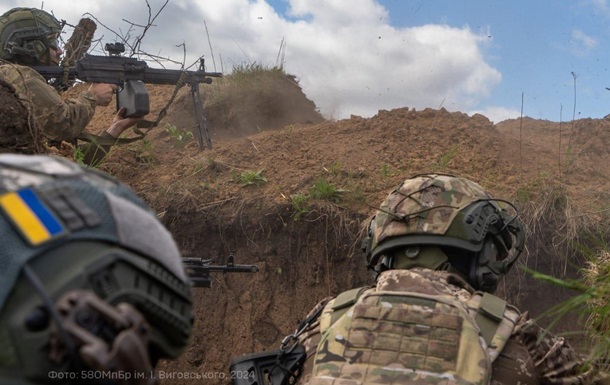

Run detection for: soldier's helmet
[[362, 173, 525, 293], [0, 154, 193, 384], [0, 7, 62, 65]]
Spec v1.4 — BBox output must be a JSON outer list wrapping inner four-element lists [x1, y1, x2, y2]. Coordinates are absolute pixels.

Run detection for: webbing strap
[[475, 292, 506, 346], [139, 71, 188, 136], [77, 132, 144, 145]]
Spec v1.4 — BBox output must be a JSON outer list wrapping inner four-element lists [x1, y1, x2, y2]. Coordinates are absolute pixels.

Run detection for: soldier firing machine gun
[[33, 42, 222, 150], [183, 253, 259, 288]]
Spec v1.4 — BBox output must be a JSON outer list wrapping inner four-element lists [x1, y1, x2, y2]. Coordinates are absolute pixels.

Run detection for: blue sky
[[380, 0, 610, 122], [2, 0, 609, 122]]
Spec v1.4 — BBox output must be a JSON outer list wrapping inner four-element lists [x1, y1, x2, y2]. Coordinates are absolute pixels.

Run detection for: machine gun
[[183, 254, 259, 288], [33, 43, 222, 149]]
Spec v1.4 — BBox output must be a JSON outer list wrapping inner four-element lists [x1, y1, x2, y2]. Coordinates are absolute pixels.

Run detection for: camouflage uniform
[[296, 268, 599, 385], [0, 61, 96, 141], [0, 61, 120, 164]]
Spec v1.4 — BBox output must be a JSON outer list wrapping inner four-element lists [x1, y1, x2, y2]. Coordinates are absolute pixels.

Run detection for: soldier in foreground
[[234, 173, 606, 385], [0, 154, 193, 384], [0, 7, 139, 164]]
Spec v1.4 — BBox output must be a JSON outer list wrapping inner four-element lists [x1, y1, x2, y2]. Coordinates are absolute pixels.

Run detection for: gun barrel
[[32, 55, 222, 86], [182, 257, 259, 288], [33, 66, 77, 81], [183, 262, 259, 273], [206, 265, 260, 273]]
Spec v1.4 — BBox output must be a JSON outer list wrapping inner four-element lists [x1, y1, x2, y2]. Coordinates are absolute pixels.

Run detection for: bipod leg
[[190, 83, 212, 150]]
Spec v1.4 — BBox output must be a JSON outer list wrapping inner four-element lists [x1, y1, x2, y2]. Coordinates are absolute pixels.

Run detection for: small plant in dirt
[[433, 143, 460, 172], [309, 177, 343, 202], [324, 162, 342, 175], [73, 147, 86, 166], [165, 124, 193, 144], [73, 146, 104, 168], [131, 139, 156, 164], [291, 193, 310, 221], [380, 163, 391, 179], [238, 169, 267, 186]]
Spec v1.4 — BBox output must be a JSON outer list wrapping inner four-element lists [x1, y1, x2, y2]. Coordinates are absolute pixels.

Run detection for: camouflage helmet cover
[[367, 173, 506, 268], [0, 7, 62, 64]]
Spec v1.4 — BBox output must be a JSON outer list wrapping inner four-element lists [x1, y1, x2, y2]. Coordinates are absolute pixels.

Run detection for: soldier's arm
[[516, 315, 600, 384], [79, 107, 140, 167], [18, 66, 97, 141]]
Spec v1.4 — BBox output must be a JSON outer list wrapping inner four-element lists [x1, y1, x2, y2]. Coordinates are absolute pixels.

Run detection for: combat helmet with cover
[[0, 7, 63, 65], [0, 154, 193, 384], [362, 173, 525, 293], [297, 174, 525, 385]]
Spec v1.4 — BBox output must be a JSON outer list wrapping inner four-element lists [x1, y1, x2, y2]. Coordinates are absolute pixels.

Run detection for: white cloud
[[586, 0, 610, 14], [0, 0, 503, 119], [570, 29, 598, 56]]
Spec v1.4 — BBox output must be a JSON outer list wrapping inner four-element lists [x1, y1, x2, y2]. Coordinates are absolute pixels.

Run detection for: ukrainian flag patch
[[0, 188, 67, 246]]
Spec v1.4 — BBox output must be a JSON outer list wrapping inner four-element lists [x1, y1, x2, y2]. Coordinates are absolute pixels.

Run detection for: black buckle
[[229, 344, 306, 385]]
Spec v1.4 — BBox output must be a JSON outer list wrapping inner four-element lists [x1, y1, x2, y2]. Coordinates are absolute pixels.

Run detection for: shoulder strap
[[474, 292, 506, 346], [329, 287, 368, 326]]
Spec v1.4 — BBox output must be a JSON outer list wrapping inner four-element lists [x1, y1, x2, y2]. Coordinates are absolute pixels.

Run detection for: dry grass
[[583, 250, 610, 366], [513, 178, 610, 365]]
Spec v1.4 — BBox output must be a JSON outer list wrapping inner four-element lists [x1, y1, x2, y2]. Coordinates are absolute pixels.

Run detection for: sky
[[2, 0, 610, 123]]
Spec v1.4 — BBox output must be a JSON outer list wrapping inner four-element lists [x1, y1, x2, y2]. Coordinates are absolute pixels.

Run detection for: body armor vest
[[308, 269, 520, 385]]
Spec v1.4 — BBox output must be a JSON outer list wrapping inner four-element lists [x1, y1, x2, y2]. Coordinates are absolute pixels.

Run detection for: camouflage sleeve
[[0, 64, 97, 141], [515, 314, 600, 385], [296, 297, 334, 385]]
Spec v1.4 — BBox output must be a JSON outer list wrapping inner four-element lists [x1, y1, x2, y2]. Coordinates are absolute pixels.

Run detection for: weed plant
[[238, 169, 267, 186]]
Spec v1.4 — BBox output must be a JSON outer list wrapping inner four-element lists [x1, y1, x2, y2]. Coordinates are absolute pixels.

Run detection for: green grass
[[433, 143, 460, 172], [231, 62, 285, 78], [165, 124, 194, 143], [309, 177, 343, 202], [73, 147, 86, 166], [290, 193, 310, 221], [238, 169, 267, 186]]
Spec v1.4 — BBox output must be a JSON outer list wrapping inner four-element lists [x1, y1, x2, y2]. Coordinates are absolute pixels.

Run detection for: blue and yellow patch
[[0, 188, 67, 246]]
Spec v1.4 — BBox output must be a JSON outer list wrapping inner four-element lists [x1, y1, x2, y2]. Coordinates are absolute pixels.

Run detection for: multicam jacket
[[0, 61, 96, 141], [0, 61, 121, 165], [296, 268, 600, 385]]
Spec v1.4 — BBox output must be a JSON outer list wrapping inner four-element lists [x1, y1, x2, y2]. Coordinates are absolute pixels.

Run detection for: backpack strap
[[475, 292, 507, 346]]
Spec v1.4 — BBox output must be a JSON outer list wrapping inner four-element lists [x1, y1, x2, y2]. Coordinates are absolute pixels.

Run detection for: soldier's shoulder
[[0, 62, 45, 82]]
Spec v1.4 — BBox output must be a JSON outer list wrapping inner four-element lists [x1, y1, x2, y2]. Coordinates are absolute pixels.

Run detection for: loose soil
[[3, 73, 609, 384]]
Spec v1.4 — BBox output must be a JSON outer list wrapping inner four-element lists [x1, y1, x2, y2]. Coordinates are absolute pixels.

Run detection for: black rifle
[[33, 43, 222, 149], [183, 254, 259, 288]]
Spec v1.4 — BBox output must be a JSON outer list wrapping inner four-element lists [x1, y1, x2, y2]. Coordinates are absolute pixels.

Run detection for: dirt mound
[[164, 70, 324, 142]]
